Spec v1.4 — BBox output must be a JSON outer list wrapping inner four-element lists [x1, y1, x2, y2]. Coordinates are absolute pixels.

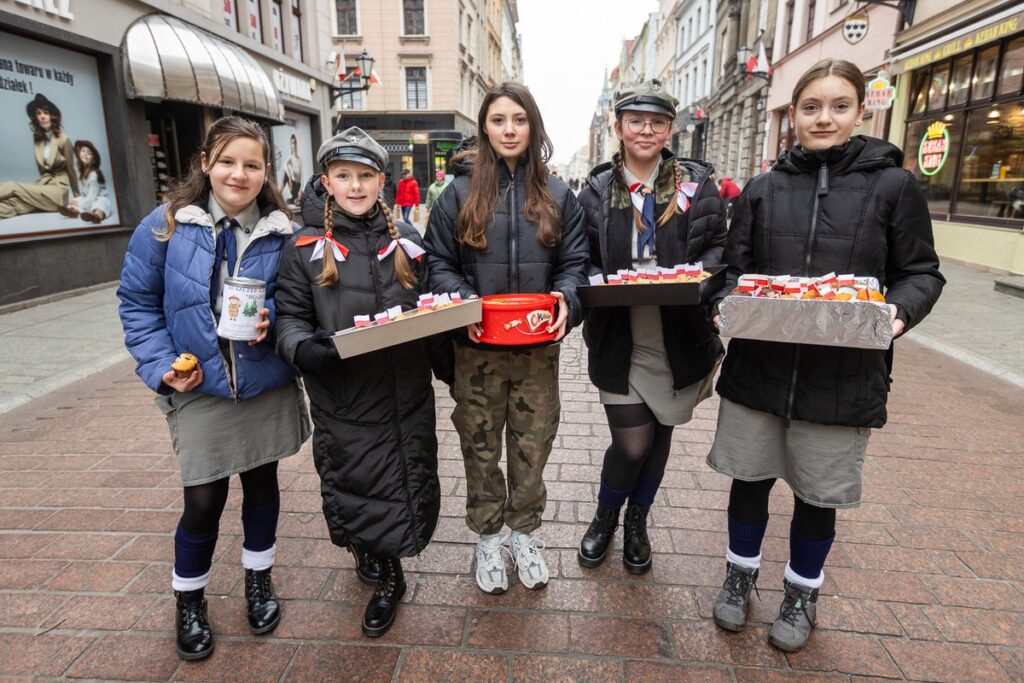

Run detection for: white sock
[[727, 548, 761, 570], [785, 561, 824, 589], [171, 568, 211, 592], [241, 544, 276, 571]]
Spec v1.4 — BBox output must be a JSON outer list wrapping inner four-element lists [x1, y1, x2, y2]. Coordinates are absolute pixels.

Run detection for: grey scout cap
[[613, 79, 679, 118], [317, 126, 389, 173]]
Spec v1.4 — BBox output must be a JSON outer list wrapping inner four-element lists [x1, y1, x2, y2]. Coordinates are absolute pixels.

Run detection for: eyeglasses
[[624, 117, 671, 134]]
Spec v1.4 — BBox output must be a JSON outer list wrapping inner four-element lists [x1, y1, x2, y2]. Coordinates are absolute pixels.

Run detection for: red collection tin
[[479, 293, 558, 345]]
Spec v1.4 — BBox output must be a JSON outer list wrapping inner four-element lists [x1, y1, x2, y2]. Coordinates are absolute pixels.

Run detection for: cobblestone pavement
[[1, 327, 1022, 682]]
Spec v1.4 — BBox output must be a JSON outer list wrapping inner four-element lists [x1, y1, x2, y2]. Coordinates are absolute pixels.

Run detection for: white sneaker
[[510, 531, 549, 590], [475, 534, 510, 594]]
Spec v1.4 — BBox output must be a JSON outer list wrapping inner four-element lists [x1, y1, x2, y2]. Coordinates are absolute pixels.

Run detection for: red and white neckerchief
[[294, 232, 349, 263], [378, 237, 426, 262], [627, 181, 700, 214]]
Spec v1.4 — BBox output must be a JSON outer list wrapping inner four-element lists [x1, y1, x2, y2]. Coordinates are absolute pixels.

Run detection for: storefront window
[[971, 47, 999, 102], [904, 117, 962, 214], [947, 55, 973, 107], [910, 69, 929, 115], [954, 103, 1024, 219], [928, 62, 950, 110], [999, 37, 1024, 97]]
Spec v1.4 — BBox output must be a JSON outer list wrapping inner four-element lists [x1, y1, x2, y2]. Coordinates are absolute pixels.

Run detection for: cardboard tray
[[331, 299, 482, 359], [718, 295, 893, 350], [578, 265, 726, 307]]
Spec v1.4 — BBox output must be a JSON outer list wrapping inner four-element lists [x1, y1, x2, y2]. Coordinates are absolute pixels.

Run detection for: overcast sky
[[516, 0, 661, 165]]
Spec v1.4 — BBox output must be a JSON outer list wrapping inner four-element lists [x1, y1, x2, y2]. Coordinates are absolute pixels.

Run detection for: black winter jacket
[[275, 178, 441, 558], [423, 153, 590, 349], [579, 152, 727, 393], [712, 136, 945, 428]]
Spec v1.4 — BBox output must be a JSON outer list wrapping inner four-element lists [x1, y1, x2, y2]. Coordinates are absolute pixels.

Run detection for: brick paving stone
[[0, 591, 67, 628], [672, 620, 786, 667], [569, 615, 675, 658], [0, 633, 94, 678], [380, 605, 467, 647], [920, 604, 1024, 646], [173, 640, 297, 683], [883, 640, 1014, 683], [64, 634, 180, 681], [396, 649, 508, 682], [53, 593, 156, 631], [511, 655, 624, 682], [828, 568, 933, 604], [468, 610, 570, 653], [598, 582, 700, 620], [625, 660, 734, 682], [785, 631, 901, 678], [734, 670, 849, 682], [285, 643, 400, 682], [920, 574, 1024, 610], [0, 558, 67, 589]]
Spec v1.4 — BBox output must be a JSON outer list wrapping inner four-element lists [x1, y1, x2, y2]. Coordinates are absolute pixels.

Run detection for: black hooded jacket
[[423, 149, 590, 349], [712, 136, 945, 428], [578, 152, 727, 393], [274, 177, 441, 558]]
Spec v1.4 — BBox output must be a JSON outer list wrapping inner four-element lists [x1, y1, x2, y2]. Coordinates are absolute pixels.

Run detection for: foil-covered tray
[[331, 299, 482, 359], [718, 296, 893, 350], [579, 265, 726, 307]]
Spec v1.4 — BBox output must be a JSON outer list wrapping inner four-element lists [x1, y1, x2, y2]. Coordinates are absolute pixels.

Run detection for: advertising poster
[[0, 31, 119, 239], [272, 111, 314, 208]]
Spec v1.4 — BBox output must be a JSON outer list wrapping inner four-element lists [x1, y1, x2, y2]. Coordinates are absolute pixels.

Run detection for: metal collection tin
[[217, 277, 266, 341]]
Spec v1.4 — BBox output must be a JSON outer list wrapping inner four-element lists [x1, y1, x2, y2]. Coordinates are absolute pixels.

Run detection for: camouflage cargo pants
[[452, 344, 561, 535]]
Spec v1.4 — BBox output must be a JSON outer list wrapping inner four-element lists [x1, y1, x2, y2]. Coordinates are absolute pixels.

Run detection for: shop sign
[[273, 70, 311, 102], [843, 15, 868, 45], [11, 0, 73, 20], [918, 121, 949, 177], [896, 10, 1024, 73], [864, 77, 895, 110]]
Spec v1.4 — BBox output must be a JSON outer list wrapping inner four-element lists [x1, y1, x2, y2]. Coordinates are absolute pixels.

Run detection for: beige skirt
[[155, 381, 311, 486], [706, 397, 870, 508]]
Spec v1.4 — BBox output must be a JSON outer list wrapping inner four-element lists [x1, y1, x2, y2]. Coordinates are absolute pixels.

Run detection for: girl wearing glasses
[[576, 80, 727, 574]]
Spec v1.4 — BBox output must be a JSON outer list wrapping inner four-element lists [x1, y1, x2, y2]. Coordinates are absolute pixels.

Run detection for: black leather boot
[[362, 557, 406, 638], [175, 588, 213, 660], [349, 545, 381, 586], [244, 568, 281, 634], [577, 505, 620, 568], [623, 502, 652, 574]]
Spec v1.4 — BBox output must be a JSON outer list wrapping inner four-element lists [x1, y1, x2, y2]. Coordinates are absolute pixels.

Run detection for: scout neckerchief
[[210, 218, 238, 304], [617, 159, 701, 260], [378, 237, 426, 261], [295, 231, 349, 263]]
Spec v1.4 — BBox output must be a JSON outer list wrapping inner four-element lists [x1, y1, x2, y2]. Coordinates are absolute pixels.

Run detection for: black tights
[[601, 403, 674, 492], [179, 461, 279, 536], [728, 477, 836, 541]]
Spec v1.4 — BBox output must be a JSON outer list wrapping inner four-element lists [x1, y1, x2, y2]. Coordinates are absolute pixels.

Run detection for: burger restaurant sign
[[918, 121, 949, 177]]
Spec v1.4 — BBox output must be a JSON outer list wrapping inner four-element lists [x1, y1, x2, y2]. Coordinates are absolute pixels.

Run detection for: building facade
[[0, 0, 336, 305], [669, 0, 717, 160], [330, 0, 522, 199], [887, 0, 1024, 274]]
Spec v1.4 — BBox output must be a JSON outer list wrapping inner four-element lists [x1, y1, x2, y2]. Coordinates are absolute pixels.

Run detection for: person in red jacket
[[719, 176, 741, 201], [395, 169, 420, 223]]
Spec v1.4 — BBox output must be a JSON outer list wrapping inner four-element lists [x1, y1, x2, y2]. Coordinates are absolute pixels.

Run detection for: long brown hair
[[316, 192, 417, 290], [159, 116, 286, 240], [790, 59, 866, 108], [74, 140, 105, 184], [455, 82, 560, 251]]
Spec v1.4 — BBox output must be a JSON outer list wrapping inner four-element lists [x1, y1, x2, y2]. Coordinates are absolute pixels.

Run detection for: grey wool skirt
[[706, 397, 870, 508], [155, 381, 311, 486]]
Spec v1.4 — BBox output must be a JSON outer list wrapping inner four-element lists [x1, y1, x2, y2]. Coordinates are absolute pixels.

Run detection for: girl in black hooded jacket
[[706, 60, 944, 652], [575, 79, 727, 576], [275, 127, 446, 639]]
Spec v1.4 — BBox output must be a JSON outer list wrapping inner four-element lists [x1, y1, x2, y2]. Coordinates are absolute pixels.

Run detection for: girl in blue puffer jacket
[[117, 116, 311, 662]]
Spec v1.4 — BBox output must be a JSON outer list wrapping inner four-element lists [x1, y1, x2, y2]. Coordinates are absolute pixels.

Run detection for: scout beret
[[317, 126, 389, 172], [613, 79, 678, 118]]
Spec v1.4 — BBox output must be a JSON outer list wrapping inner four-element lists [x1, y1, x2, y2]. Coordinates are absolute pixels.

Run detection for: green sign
[[918, 121, 949, 176]]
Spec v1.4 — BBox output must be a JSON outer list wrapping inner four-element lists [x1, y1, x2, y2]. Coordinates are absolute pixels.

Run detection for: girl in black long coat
[[275, 127, 446, 638], [706, 60, 944, 652]]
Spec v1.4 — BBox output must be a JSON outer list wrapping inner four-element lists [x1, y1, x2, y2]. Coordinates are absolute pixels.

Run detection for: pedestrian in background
[[718, 176, 741, 202], [274, 128, 448, 638], [382, 169, 397, 210], [425, 169, 450, 214], [424, 81, 589, 595], [706, 59, 944, 652], [117, 116, 311, 661], [396, 168, 420, 223], [576, 80, 726, 575]]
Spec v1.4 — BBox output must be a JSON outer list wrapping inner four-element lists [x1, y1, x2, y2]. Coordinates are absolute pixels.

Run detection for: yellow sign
[[894, 11, 1023, 73]]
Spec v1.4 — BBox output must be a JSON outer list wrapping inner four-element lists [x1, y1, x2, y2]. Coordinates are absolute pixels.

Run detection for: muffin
[[171, 353, 198, 379]]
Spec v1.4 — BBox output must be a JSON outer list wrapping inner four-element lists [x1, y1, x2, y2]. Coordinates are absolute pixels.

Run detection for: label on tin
[[217, 277, 266, 341]]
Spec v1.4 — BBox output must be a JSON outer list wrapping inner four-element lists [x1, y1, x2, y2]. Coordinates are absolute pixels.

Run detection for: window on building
[[947, 55, 973, 108], [758, 0, 768, 33], [697, 8, 702, 34], [928, 62, 950, 110], [687, 18, 693, 47], [291, 0, 303, 61], [783, 0, 794, 56], [246, 0, 263, 42], [224, 0, 239, 31], [998, 37, 1024, 96], [340, 86, 363, 110], [336, 0, 358, 34], [270, 1, 284, 53], [406, 67, 428, 109], [683, 74, 690, 105], [805, 0, 816, 43], [910, 69, 930, 115], [971, 46, 999, 102], [953, 104, 1024, 219], [404, 0, 426, 36]]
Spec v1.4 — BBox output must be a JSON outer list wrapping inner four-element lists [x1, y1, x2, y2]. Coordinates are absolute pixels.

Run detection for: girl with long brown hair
[[275, 127, 445, 638], [117, 116, 311, 661], [424, 82, 589, 595]]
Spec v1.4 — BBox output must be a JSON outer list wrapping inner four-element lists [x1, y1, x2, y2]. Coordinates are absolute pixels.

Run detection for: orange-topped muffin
[[171, 353, 198, 379]]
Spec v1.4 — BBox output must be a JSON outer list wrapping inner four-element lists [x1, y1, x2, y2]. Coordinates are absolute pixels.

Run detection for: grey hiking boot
[[713, 561, 760, 631], [769, 578, 819, 651]]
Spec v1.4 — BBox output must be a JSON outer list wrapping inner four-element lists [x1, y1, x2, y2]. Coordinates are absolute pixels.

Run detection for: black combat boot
[[577, 505, 620, 568], [244, 568, 281, 634], [349, 545, 381, 585], [622, 502, 652, 574], [175, 588, 213, 660], [362, 557, 406, 638]]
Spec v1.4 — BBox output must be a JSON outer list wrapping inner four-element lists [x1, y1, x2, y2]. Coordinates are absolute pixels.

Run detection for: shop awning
[[121, 14, 284, 122]]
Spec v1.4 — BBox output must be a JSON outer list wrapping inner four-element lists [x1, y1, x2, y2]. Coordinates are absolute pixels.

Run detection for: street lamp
[[737, 45, 772, 86], [329, 49, 375, 133]]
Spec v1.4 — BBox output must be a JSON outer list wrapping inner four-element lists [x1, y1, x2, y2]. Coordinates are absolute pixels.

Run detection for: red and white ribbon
[[378, 237, 426, 262], [295, 233, 349, 263], [676, 181, 698, 213]]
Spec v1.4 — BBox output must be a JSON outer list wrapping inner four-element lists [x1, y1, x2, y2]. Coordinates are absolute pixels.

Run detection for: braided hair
[[316, 198, 340, 286]]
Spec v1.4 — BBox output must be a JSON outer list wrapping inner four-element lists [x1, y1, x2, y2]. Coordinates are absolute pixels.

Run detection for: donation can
[[217, 277, 266, 341]]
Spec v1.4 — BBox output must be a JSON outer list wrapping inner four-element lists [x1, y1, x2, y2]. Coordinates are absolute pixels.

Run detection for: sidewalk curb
[[906, 330, 1024, 389], [0, 349, 131, 415]]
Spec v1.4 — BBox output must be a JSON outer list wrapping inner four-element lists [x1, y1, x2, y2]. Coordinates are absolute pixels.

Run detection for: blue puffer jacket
[[117, 201, 298, 399]]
